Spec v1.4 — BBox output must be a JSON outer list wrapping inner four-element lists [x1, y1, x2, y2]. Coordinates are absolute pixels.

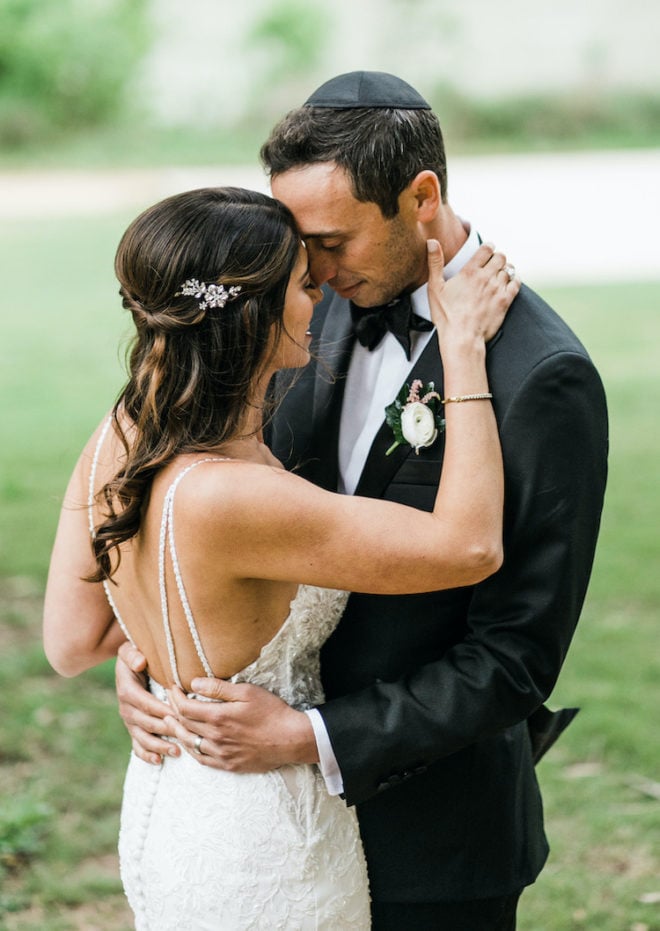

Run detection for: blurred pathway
[[2, 150, 659, 286]]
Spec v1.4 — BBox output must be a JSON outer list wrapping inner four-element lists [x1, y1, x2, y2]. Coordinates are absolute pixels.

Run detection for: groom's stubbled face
[[272, 162, 427, 309]]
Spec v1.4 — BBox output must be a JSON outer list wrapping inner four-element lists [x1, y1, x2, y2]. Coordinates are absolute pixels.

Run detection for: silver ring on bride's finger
[[194, 734, 204, 755], [503, 263, 516, 281]]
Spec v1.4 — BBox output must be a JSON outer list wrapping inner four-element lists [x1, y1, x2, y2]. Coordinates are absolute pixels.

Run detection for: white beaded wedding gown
[[89, 440, 371, 930]]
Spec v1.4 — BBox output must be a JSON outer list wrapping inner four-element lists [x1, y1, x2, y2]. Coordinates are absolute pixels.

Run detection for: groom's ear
[[408, 171, 441, 223]]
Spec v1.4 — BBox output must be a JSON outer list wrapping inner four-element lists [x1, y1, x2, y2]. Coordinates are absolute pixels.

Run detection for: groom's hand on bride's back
[[164, 678, 318, 772], [115, 646, 316, 772], [115, 642, 180, 765]]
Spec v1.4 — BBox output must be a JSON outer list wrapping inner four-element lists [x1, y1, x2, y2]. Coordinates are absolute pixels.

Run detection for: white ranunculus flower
[[400, 401, 438, 454]]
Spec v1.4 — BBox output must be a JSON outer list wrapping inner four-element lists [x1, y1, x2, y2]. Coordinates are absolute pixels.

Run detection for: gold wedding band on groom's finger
[[194, 734, 204, 755]]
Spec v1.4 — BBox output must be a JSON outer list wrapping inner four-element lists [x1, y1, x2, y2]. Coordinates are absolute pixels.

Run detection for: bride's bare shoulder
[[168, 455, 294, 514]]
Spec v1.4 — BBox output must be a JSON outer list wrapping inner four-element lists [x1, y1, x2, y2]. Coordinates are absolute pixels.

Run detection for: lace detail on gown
[[90, 446, 371, 929]]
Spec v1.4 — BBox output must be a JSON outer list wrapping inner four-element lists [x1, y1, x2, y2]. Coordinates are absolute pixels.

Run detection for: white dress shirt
[[306, 224, 481, 795]]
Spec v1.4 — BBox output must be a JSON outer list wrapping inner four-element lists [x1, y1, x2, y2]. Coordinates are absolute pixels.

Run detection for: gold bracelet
[[441, 393, 493, 404]]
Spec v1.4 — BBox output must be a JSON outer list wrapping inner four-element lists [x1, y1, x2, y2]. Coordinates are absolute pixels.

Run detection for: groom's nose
[[306, 243, 337, 287]]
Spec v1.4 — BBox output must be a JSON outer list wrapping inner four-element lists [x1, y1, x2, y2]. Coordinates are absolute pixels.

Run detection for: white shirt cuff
[[304, 708, 344, 796]]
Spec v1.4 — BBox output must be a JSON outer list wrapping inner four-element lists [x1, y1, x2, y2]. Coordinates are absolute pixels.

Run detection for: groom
[[116, 72, 608, 929]]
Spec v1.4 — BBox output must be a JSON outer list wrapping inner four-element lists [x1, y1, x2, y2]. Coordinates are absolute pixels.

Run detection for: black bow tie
[[350, 294, 433, 360]]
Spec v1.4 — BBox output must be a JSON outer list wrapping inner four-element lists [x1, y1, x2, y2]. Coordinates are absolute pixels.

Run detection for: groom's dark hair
[[260, 106, 448, 219]]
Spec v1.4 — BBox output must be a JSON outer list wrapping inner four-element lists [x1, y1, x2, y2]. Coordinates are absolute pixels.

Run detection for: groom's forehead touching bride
[[271, 164, 426, 309], [263, 70, 463, 310]]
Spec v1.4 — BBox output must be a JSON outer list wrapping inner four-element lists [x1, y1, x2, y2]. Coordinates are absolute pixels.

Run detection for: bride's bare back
[[94, 434, 300, 687]]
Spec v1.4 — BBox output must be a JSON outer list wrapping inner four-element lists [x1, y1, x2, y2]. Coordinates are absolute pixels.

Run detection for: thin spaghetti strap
[[158, 486, 182, 688], [88, 418, 112, 539], [88, 417, 136, 648], [159, 458, 230, 687]]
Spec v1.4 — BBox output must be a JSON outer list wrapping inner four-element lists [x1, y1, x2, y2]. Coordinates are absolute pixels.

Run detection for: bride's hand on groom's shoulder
[[115, 642, 180, 765], [165, 680, 319, 773], [427, 239, 520, 345]]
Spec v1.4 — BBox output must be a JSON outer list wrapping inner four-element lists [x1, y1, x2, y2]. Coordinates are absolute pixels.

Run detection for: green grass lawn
[[1, 214, 659, 929]]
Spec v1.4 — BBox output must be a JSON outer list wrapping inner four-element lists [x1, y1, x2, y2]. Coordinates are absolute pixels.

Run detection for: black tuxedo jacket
[[268, 284, 608, 903]]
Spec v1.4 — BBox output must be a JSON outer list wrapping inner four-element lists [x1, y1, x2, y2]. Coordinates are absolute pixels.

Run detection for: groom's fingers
[[116, 679, 171, 723], [122, 712, 179, 765], [191, 677, 247, 702], [128, 727, 178, 765], [115, 672, 173, 722], [115, 655, 179, 764], [167, 680, 249, 723], [117, 639, 148, 673], [164, 681, 315, 772], [163, 708, 259, 772]]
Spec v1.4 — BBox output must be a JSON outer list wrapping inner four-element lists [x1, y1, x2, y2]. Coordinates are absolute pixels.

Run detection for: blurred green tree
[[245, 1, 329, 121], [248, 1, 325, 75], [0, 0, 148, 146]]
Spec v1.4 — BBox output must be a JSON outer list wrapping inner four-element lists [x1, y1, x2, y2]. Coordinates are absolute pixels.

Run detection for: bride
[[43, 186, 518, 929]]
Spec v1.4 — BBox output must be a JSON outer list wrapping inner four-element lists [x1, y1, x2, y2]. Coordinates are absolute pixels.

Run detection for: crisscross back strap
[[89, 420, 230, 687], [158, 458, 230, 688]]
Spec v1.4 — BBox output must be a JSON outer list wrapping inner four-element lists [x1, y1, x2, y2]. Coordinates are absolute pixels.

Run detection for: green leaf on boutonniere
[[384, 384, 410, 455], [384, 398, 404, 437]]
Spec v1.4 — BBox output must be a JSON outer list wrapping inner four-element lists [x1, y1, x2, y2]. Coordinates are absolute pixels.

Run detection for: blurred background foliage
[[0, 0, 149, 148], [0, 0, 659, 166], [1, 1, 659, 928]]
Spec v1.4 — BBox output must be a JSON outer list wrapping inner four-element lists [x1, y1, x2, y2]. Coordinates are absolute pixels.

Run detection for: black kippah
[[304, 71, 431, 110]]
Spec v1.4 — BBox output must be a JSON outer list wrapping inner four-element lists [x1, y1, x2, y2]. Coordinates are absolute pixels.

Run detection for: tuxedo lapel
[[354, 333, 445, 498], [312, 294, 354, 419]]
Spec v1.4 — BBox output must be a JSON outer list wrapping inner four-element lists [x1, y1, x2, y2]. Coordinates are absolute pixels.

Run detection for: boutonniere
[[385, 379, 445, 456]]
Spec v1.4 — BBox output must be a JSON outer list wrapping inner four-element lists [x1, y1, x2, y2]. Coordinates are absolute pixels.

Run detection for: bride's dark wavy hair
[[90, 186, 300, 582]]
